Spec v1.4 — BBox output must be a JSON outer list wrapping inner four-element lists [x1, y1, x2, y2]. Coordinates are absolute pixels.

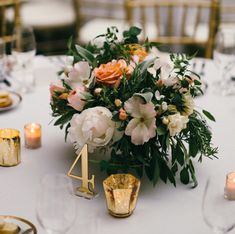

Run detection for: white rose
[[68, 107, 115, 152], [167, 113, 189, 136]]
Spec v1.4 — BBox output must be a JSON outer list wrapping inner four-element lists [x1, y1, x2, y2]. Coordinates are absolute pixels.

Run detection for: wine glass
[[213, 29, 235, 96], [202, 172, 235, 234], [11, 25, 36, 93], [36, 174, 77, 234], [0, 39, 6, 83]]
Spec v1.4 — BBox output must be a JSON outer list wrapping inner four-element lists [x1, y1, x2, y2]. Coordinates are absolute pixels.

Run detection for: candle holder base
[[75, 186, 98, 200], [108, 210, 133, 218]]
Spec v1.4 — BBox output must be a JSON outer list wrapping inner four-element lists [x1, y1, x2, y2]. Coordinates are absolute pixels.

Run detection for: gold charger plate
[[0, 215, 37, 234]]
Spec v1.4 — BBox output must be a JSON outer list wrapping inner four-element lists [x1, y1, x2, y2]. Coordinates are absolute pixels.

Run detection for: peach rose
[[50, 80, 65, 97], [127, 44, 148, 63], [94, 59, 133, 87]]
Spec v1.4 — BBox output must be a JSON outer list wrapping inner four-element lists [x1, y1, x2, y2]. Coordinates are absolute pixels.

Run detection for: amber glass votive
[[0, 129, 21, 166], [103, 174, 140, 218], [24, 123, 41, 149]]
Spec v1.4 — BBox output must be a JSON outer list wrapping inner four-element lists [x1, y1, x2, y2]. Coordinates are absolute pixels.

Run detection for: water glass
[[0, 39, 6, 84], [36, 174, 77, 234], [213, 29, 235, 95], [202, 172, 235, 234], [11, 25, 36, 93]]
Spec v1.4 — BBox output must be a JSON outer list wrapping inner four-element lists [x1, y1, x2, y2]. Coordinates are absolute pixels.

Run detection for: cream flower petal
[[131, 122, 150, 145], [74, 61, 91, 81], [139, 102, 156, 119], [144, 118, 156, 138], [124, 96, 143, 118], [125, 118, 139, 136]]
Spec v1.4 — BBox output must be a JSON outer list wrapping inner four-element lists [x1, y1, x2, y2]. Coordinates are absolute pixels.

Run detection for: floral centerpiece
[[50, 27, 217, 187]]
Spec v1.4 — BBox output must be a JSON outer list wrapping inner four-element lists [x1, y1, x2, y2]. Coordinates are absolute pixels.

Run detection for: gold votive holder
[[0, 129, 21, 167], [224, 172, 235, 200], [24, 123, 41, 149], [103, 174, 140, 218]]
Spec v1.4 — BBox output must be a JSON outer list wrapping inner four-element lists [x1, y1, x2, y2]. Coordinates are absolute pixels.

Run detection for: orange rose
[[94, 59, 133, 87], [127, 44, 148, 62]]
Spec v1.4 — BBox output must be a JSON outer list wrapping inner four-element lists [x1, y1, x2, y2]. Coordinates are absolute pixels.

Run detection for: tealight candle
[[224, 172, 235, 200], [24, 123, 41, 149]]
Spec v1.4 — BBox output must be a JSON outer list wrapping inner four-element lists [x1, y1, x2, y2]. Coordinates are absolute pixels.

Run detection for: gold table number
[[67, 144, 97, 199]]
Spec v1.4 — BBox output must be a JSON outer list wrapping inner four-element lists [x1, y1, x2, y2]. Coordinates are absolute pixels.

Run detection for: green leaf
[[54, 111, 74, 126], [135, 166, 143, 178], [75, 44, 96, 66], [189, 137, 199, 157], [180, 167, 190, 184], [133, 92, 153, 103], [100, 160, 109, 171], [202, 110, 216, 122], [157, 125, 167, 136], [138, 58, 156, 74], [176, 141, 184, 166], [153, 159, 160, 186], [129, 26, 142, 36], [67, 36, 73, 50]]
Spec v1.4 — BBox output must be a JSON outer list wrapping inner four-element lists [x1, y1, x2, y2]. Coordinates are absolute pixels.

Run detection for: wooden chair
[[18, 0, 76, 55], [0, 0, 21, 44], [125, 0, 220, 58], [73, 0, 127, 45], [219, 1, 235, 32]]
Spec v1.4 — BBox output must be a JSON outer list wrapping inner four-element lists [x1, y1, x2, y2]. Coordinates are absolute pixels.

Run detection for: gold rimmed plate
[[0, 91, 22, 112], [0, 215, 37, 234]]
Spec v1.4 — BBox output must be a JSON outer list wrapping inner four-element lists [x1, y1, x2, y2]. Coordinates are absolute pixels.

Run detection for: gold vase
[[103, 174, 140, 218], [0, 129, 21, 167]]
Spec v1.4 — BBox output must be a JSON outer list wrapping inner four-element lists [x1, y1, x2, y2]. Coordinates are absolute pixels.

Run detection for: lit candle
[[24, 123, 41, 149], [224, 172, 235, 200]]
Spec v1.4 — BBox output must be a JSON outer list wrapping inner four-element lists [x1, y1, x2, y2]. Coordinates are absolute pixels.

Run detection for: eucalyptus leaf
[[202, 109, 216, 122], [180, 167, 190, 184], [75, 44, 96, 66]]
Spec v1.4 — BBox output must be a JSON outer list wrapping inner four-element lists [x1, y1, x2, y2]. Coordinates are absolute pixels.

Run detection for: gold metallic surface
[[0, 129, 21, 167], [103, 174, 140, 218], [67, 144, 96, 199]]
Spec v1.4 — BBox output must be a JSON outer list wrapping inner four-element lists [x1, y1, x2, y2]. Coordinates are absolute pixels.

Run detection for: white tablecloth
[[1, 56, 235, 234]]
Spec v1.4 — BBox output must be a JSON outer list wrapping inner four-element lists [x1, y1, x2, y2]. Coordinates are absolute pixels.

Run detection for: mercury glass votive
[[24, 123, 41, 149], [0, 129, 21, 166], [103, 174, 140, 218]]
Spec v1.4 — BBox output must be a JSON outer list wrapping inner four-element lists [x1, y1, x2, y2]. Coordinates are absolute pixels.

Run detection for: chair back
[[0, 0, 21, 43], [220, 0, 235, 24], [125, 0, 220, 58], [73, 0, 125, 40]]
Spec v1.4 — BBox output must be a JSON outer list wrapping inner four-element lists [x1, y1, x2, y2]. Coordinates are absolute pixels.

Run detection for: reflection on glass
[[11, 25, 36, 93], [202, 172, 235, 234], [213, 29, 235, 96], [36, 174, 76, 234]]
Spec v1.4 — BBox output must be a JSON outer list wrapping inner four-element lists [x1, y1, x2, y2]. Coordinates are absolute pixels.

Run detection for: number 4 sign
[[67, 144, 97, 199]]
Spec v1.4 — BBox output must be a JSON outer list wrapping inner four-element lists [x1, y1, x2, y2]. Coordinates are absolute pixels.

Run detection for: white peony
[[167, 113, 189, 136], [68, 107, 115, 152]]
